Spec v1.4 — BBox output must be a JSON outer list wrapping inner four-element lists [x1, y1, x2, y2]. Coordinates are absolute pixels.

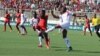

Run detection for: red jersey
[[37, 15, 48, 30], [85, 18, 90, 27], [16, 13, 21, 23], [5, 13, 10, 19], [5, 13, 10, 22]]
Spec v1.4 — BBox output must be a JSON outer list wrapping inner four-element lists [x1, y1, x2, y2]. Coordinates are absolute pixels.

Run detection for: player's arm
[[51, 10, 59, 19], [73, 13, 85, 17]]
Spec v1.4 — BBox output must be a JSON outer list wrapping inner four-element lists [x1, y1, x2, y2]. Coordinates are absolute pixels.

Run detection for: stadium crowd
[[0, 0, 99, 12]]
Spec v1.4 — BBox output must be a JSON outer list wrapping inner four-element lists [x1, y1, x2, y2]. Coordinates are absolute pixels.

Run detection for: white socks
[[20, 27, 25, 34], [39, 36, 42, 45], [45, 27, 55, 33], [64, 37, 71, 48]]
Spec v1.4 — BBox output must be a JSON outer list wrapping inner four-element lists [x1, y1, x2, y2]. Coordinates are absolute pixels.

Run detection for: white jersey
[[20, 14, 27, 25], [59, 11, 73, 29], [29, 17, 38, 26]]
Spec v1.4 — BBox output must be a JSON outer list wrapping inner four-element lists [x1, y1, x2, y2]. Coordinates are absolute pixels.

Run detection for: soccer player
[[84, 15, 92, 36], [3, 10, 12, 32], [20, 10, 27, 35], [92, 14, 100, 38], [29, 11, 38, 31], [15, 9, 21, 33], [46, 7, 75, 51], [36, 9, 50, 49]]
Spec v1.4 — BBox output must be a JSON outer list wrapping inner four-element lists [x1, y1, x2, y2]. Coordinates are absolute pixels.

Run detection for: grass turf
[[0, 26, 100, 56]]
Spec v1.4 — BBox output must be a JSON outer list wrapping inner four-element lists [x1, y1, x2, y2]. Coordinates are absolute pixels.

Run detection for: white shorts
[[20, 21, 25, 26], [59, 22, 70, 30]]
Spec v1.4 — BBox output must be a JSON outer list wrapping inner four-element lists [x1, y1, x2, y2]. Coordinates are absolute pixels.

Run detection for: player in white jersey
[[30, 11, 38, 31], [20, 10, 27, 35], [59, 10, 73, 29], [46, 7, 75, 51]]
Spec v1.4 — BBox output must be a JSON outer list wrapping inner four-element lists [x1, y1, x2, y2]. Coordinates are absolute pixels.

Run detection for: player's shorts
[[36, 25, 46, 31], [59, 22, 70, 30], [4, 18, 10, 23], [85, 24, 90, 28], [94, 24, 100, 30], [20, 21, 25, 26], [16, 21, 20, 24], [16, 19, 21, 24]]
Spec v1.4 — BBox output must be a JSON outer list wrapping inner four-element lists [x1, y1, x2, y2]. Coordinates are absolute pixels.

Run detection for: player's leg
[[84, 26, 87, 36], [20, 22, 24, 34], [36, 26, 43, 47], [45, 24, 61, 33], [88, 27, 92, 36], [8, 22, 12, 32], [16, 23, 20, 33], [3, 22, 7, 32], [98, 25, 100, 37], [33, 26, 36, 31], [43, 32, 50, 49], [38, 31, 43, 47], [20, 25, 26, 35], [95, 25, 100, 38], [62, 29, 72, 51], [21, 25, 27, 34]]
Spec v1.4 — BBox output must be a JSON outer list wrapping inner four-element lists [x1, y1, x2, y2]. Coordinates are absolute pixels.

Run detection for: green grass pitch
[[0, 26, 100, 56]]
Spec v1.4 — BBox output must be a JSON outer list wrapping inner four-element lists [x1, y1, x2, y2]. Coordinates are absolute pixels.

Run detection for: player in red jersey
[[4, 10, 12, 32], [15, 9, 21, 33], [36, 9, 50, 49], [84, 15, 92, 36]]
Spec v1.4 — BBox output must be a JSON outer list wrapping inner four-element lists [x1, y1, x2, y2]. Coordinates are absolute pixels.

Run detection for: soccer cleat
[[68, 46, 73, 52], [20, 32, 27, 35], [10, 30, 12, 32], [38, 45, 42, 48]]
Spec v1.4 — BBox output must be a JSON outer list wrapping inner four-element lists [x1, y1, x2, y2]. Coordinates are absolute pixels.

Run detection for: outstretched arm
[[51, 10, 59, 19], [73, 13, 85, 17]]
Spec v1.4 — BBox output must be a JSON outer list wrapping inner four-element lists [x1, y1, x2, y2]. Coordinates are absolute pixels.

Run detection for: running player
[[3, 10, 12, 32], [36, 9, 50, 49], [30, 11, 38, 31], [46, 7, 75, 51], [20, 10, 27, 35], [84, 15, 92, 36], [92, 14, 100, 38], [15, 9, 21, 33]]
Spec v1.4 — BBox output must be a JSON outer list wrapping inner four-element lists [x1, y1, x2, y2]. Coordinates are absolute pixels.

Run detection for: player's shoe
[[38, 45, 42, 48], [20, 32, 27, 35], [10, 30, 12, 32], [68, 46, 73, 52]]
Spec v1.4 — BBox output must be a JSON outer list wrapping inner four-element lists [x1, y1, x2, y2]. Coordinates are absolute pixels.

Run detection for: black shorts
[[94, 24, 100, 31]]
